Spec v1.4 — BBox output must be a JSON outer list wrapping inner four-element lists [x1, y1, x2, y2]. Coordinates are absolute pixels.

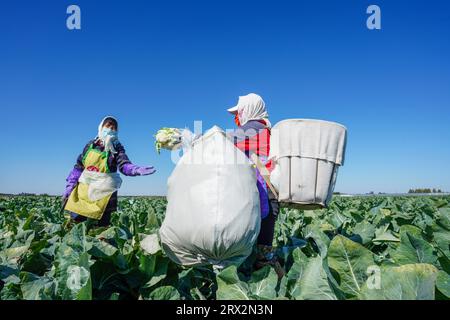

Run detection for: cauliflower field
[[0, 195, 449, 300]]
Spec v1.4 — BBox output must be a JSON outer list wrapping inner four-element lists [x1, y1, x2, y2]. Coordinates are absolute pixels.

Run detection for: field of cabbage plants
[[0, 195, 449, 300]]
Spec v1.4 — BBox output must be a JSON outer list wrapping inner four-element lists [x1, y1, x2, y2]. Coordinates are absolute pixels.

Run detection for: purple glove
[[122, 163, 156, 176], [63, 167, 83, 198]]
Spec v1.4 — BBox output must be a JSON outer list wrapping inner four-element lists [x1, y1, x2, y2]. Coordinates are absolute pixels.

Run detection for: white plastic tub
[[269, 119, 347, 209]]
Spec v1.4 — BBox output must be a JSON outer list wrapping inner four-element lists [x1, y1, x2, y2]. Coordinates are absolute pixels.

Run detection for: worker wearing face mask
[[62, 116, 156, 226], [227, 93, 284, 278]]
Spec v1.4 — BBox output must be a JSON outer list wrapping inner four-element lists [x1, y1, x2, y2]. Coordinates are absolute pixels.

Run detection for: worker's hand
[[134, 166, 156, 176], [122, 163, 156, 176]]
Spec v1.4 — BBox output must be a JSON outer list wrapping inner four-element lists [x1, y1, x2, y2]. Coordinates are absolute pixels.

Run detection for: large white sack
[[158, 126, 261, 269], [269, 119, 347, 209]]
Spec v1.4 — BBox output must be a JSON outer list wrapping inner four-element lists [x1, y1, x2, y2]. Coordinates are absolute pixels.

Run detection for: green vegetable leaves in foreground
[[390, 225, 437, 265], [54, 224, 93, 300], [328, 235, 375, 298], [216, 265, 278, 300], [289, 255, 337, 300], [0, 195, 449, 300], [359, 264, 438, 300]]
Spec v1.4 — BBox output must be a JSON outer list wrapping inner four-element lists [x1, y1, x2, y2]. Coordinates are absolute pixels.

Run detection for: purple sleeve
[[113, 143, 132, 174], [64, 142, 91, 198], [256, 168, 270, 219], [114, 143, 155, 176], [63, 167, 83, 198]]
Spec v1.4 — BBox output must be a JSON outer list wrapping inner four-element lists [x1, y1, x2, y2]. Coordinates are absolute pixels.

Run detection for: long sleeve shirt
[[74, 139, 131, 174]]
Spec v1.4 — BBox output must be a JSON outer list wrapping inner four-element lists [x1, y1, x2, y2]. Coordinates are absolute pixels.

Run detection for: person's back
[[226, 93, 284, 278]]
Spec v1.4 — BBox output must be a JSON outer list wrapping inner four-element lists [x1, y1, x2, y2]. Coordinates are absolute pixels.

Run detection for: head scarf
[[95, 116, 119, 154], [236, 93, 271, 128]]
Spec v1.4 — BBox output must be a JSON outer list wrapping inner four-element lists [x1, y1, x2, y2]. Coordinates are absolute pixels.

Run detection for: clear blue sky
[[1, 0, 449, 195]]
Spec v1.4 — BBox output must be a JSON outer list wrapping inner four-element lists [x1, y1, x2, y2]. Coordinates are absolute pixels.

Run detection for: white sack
[[78, 171, 122, 201], [158, 126, 261, 268]]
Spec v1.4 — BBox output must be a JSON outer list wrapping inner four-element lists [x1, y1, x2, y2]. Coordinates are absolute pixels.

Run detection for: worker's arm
[[116, 142, 156, 176], [63, 141, 91, 198]]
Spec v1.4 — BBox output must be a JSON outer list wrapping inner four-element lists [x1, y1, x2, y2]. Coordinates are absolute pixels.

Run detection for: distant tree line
[[408, 188, 443, 194], [0, 193, 52, 197]]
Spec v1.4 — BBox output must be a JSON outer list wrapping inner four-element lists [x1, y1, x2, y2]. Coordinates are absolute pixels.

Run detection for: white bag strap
[[250, 153, 279, 199]]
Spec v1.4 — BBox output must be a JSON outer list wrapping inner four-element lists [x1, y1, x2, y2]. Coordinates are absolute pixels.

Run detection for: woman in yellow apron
[[62, 116, 156, 226]]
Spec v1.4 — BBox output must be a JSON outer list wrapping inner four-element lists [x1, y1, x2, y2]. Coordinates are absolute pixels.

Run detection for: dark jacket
[[66, 139, 132, 225], [74, 139, 131, 174]]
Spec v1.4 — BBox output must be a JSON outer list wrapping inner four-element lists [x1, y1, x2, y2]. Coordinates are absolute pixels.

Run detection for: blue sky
[[1, 0, 449, 195]]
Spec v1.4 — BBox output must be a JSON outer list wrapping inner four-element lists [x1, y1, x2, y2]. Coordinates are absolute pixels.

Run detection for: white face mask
[[96, 116, 120, 154], [101, 128, 118, 140], [99, 128, 119, 154]]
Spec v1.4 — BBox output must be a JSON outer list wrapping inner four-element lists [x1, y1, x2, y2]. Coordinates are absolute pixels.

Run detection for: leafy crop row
[[0, 195, 448, 300]]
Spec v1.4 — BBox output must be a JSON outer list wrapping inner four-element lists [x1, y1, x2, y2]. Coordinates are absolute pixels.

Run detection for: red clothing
[[234, 123, 273, 171]]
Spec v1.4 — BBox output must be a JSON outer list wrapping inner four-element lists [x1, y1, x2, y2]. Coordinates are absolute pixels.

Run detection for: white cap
[[227, 94, 261, 115], [227, 93, 271, 128], [227, 105, 239, 114]]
